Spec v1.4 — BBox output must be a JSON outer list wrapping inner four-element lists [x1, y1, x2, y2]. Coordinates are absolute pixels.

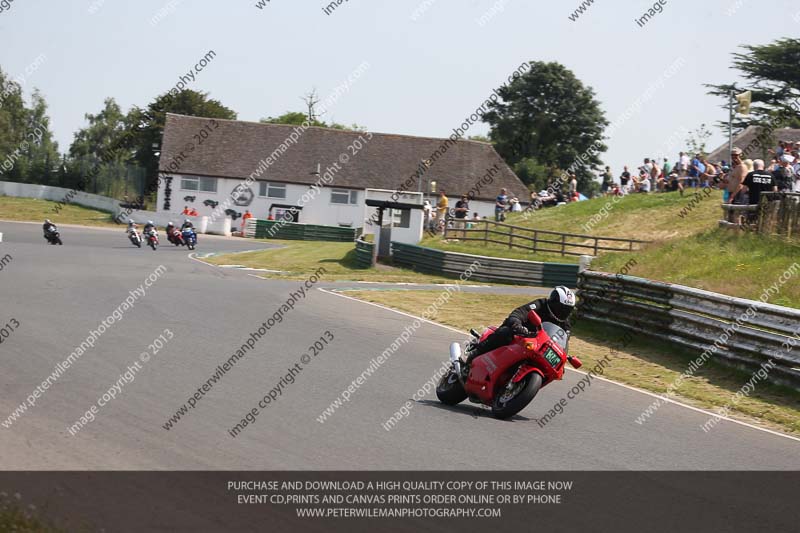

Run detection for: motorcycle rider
[[464, 286, 576, 366], [127, 220, 140, 239], [143, 220, 157, 238], [43, 219, 57, 240], [180, 218, 194, 231], [165, 221, 178, 243]]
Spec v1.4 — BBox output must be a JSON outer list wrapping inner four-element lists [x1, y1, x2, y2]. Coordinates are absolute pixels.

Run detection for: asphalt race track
[[1, 221, 798, 470]]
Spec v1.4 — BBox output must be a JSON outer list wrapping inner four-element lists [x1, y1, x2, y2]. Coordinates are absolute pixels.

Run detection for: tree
[[69, 98, 130, 162], [260, 111, 366, 131], [707, 38, 800, 133], [482, 61, 608, 194], [128, 89, 237, 196], [0, 66, 58, 185], [685, 123, 713, 157]]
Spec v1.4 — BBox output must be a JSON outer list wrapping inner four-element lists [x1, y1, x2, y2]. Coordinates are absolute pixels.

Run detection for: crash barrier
[[577, 271, 800, 389], [252, 219, 358, 242], [0, 180, 231, 236], [390, 242, 579, 286], [443, 216, 649, 257], [354, 239, 374, 269]]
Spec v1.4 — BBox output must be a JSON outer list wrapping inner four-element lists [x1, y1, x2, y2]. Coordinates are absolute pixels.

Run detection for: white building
[[156, 114, 528, 241]]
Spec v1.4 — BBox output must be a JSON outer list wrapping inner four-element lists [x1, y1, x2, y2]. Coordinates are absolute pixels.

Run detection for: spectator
[[600, 166, 613, 195], [743, 159, 776, 210], [182, 206, 191, 215], [679, 151, 690, 177], [668, 171, 684, 196], [726, 147, 747, 207], [689, 154, 706, 189], [662, 158, 672, 180], [241, 209, 253, 233], [650, 159, 660, 192], [188, 207, 199, 217], [774, 154, 795, 192], [619, 166, 631, 193], [436, 190, 449, 230], [495, 188, 508, 221], [701, 158, 718, 188], [467, 212, 481, 229], [510, 197, 522, 212], [454, 194, 469, 236]]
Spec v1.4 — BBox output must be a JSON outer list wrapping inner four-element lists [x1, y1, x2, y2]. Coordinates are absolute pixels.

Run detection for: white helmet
[[546, 286, 576, 322]]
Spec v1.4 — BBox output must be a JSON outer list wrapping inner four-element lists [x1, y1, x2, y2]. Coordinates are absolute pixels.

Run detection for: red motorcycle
[[167, 228, 185, 246], [437, 310, 582, 419], [145, 228, 159, 251]]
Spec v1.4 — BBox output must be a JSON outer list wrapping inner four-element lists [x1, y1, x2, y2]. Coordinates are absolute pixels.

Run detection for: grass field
[[0, 196, 117, 228], [203, 240, 488, 284], [344, 289, 800, 437]]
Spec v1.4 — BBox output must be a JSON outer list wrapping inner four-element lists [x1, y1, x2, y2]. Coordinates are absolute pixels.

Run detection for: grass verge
[[343, 289, 800, 436], [0, 196, 118, 228], [202, 240, 490, 284]]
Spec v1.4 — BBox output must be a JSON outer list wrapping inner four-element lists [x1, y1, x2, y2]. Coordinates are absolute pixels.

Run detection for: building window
[[392, 209, 411, 228], [180, 176, 217, 192], [331, 189, 358, 205], [259, 181, 287, 199]]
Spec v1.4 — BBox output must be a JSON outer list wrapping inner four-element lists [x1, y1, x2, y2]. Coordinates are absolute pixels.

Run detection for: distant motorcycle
[[44, 226, 63, 245], [145, 229, 159, 251], [128, 228, 142, 248], [181, 227, 197, 250]]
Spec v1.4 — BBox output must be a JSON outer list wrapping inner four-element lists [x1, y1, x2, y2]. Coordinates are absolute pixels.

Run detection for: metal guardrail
[[390, 242, 579, 286], [354, 239, 374, 269], [577, 270, 800, 389], [442, 216, 649, 257]]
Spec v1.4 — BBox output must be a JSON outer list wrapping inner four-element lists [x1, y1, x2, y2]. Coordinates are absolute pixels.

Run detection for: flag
[[735, 91, 752, 116]]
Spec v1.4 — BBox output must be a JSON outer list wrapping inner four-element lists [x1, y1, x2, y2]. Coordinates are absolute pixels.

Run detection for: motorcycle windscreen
[[542, 322, 569, 352]]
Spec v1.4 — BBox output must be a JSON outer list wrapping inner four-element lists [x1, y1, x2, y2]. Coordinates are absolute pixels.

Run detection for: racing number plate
[[543, 347, 561, 368]]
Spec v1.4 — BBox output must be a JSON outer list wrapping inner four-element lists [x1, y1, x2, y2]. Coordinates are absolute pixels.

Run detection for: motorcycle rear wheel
[[491, 372, 542, 420], [436, 369, 467, 405]]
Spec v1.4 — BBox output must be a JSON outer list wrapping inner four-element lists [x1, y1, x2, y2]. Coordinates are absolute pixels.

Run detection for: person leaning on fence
[[436, 191, 449, 233], [742, 159, 776, 222], [454, 195, 469, 237]]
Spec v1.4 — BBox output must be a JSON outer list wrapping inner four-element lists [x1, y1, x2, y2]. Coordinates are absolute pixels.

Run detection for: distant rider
[[180, 219, 194, 231], [464, 286, 576, 366], [143, 220, 157, 236], [43, 219, 57, 239]]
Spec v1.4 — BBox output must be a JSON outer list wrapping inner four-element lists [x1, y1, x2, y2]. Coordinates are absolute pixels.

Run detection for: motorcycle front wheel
[[491, 371, 542, 420], [435, 368, 467, 405]]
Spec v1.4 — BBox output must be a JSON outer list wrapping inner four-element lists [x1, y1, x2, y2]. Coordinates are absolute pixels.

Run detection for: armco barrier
[[253, 219, 358, 242], [354, 239, 374, 269], [390, 242, 579, 286], [577, 270, 800, 389]]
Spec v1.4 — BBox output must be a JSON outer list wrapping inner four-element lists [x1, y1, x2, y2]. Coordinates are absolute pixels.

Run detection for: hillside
[[424, 190, 800, 308]]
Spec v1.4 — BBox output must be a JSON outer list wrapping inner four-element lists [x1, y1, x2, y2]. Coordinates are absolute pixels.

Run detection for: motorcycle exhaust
[[449, 342, 462, 377]]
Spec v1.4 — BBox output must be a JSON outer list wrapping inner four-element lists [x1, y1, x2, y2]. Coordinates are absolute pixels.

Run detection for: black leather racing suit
[[466, 298, 571, 363]]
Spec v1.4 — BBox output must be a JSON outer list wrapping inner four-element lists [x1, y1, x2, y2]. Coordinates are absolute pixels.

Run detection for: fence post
[[533, 230, 538, 253], [508, 226, 514, 249], [561, 234, 566, 256], [484, 221, 489, 245], [594, 239, 599, 256]]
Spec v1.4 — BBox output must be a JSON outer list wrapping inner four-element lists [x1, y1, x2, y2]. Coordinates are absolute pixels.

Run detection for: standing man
[[619, 166, 631, 193], [436, 190, 449, 233], [662, 158, 672, 181], [454, 194, 469, 237], [725, 148, 747, 221], [601, 166, 613, 195], [679, 152, 690, 179], [241, 209, 253, 234], [495, 188, 508, 221], [742, 159, 776, 210]]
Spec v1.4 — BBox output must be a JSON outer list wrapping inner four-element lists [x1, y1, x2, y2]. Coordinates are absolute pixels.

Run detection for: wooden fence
[[442, 217, 648, 257]]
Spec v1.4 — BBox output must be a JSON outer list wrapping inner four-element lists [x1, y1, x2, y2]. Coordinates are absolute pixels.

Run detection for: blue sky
[[1, 0, 797, 179]]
